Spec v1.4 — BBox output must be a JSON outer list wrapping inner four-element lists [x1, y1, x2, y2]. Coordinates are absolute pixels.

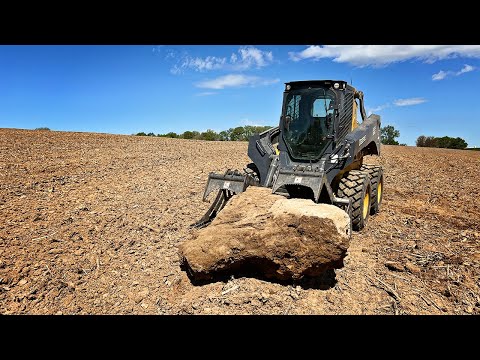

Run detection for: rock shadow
[[180, 257, 338, 290]]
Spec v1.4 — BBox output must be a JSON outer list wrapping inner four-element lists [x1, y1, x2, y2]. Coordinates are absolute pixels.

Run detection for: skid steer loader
[[194, 80, 383, 231]]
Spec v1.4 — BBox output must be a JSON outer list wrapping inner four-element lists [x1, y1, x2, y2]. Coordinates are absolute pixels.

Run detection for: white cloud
[[393, 98, 427, 106], [368, 98, 427, 114], [231, 46, 274, 70], [172, 55, 227, 74], [367, 103, 390, 115], [240, 118, 273, 127], [186, 56, 227, 71], [432, 70, 447, 81], [171, 46, 274, 74], [170, 65, 182, 75], [457, 64, 475, 75], [195, 92, 217, 97], [431, 64, 475, 81], [370, 104, 390, 112], [196, 74, 279, 89], [289, 45, 480, 67]]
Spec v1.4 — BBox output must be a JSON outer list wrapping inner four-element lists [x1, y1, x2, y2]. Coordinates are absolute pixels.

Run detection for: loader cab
[[280, 80, 358, 162], [281, 81, 341, 161]]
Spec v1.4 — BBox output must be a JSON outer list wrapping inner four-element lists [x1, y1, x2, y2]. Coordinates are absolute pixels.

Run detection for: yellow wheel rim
[[377, 181, 382, 203], [363, 190, 370, 219]]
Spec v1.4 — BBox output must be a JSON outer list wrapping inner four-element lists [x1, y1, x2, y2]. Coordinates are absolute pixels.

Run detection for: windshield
[[283, 87, 336, 160]]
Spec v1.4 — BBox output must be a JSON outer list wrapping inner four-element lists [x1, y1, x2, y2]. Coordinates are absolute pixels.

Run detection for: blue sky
[[1, 45, 479, 147]]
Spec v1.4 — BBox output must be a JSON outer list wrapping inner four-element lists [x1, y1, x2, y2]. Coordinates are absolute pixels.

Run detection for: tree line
[[135, 125, 273, 141], [136, 124, 469, 150], [416, 135, 468, 149], [381, 125, 468, 149]]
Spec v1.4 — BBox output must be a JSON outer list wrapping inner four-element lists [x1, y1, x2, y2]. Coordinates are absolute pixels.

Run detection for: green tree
[[436, 136, 450, 148], [451, 137, 468, 149], [424, 136, 437, 147], [182, 131, 195, 139], [416, 135, 467, 149], [380, 125, 400, 145], [254, 126, 273, 134], [243, 126, 257, 140], [160, 132, 178, 138], [230, 126, 246, 141], [416, 135, 426, 147], [218, 129, 232, 141], [437, 136, 467, 149], [200, 129, 218, 141], [136, 132, 147, 136]]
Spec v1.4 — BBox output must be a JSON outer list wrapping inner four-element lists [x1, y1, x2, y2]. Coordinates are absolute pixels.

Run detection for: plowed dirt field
[[1, 129, 479, 314]]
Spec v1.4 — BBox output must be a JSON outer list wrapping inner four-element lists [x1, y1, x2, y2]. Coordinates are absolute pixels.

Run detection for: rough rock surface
[[179, 187, 351, 281]]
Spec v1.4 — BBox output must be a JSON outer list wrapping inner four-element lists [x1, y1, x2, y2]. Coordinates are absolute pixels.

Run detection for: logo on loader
[[359, 135, 366, 146], [294, 177, 303, 184]]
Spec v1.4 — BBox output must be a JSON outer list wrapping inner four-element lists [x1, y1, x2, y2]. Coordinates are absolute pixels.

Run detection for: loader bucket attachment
[[192, 169, 259, 229], [202, 170, 252, 201]]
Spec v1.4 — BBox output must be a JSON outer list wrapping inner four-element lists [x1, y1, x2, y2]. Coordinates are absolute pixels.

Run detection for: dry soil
[[1, 129, 479, 314]]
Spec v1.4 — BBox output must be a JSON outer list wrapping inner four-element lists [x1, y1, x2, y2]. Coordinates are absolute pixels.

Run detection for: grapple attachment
[[192, 169, 259, 229]]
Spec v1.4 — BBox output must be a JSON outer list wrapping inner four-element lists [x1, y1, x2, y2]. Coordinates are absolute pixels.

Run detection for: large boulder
[[179, 186, 351, 282]]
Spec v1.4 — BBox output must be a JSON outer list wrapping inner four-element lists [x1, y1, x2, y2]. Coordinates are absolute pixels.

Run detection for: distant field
[[1, 129, 479, 314]]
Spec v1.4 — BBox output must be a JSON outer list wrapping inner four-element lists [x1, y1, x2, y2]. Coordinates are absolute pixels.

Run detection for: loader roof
[[285, 80, 356, 92]]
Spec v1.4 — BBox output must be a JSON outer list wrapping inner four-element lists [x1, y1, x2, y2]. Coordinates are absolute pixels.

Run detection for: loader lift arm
[[354, 90, 367, 122]]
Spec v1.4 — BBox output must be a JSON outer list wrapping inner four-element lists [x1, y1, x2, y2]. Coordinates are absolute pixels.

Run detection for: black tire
[[360, 164, 384, 215], [337, 170, 372, 231]]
